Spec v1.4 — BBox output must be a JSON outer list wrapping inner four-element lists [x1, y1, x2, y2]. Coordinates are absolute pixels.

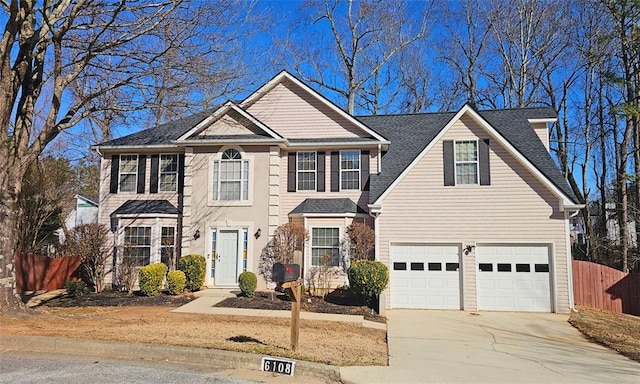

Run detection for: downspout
[[377, 143, 382, 174], [566, 208, 580, 312]]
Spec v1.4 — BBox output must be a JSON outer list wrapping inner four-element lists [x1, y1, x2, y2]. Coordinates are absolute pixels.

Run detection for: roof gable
[[241, 71, 388, 142], [362, 105, 579, 208]]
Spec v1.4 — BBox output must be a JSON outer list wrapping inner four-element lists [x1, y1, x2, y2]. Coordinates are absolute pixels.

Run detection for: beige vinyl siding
[[529, 122, 550, 150], [98, 153, 181, 285], [246, 80, 368, 139], [197, 114, 258, 137], [183, 145, 271, 289], [378, 115, 569, 312]]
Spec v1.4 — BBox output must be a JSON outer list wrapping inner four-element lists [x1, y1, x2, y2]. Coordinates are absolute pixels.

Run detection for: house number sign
[[261, 356, 295, 376]]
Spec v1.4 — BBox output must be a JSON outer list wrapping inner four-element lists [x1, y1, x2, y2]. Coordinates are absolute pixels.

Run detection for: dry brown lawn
[[0, 305, 387, 366], [569, 305, 640, 362]]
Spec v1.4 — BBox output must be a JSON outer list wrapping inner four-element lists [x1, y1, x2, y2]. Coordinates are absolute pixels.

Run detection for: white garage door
[[390, 244, 461, 309], [476, 245, 551, 312]]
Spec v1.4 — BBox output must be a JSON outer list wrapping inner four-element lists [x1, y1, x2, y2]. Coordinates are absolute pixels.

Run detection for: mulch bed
[[215, 289, 386, 323], [40, 290, 196, 308]]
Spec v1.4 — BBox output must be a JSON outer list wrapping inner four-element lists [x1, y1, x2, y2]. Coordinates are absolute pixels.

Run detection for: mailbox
[[272, 263, 300, 283]]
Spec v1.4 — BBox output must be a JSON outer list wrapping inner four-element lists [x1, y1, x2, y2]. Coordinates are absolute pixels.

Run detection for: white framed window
[[297, 151, 316, 191], [159, 154, 178, 192], [311, 227, 340, 267], [212, 148, 249, 201], [123, 226, 151, 266], [119, 155, 138, 192], [340, 150, 360, 190], [160, 226, 175, 267], [454, 140, 479, 185]]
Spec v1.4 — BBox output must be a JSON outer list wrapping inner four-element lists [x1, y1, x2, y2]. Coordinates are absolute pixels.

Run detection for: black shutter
[[178, 154, 186, 194], [361, 150, 370, 191], [109, 155, 119, 194], [136, 155, 146, 194], [479, 139, 491, 185], [331, 151, 339, 192], [317, 152, 325, 192], [443, 141, 454, 186], [150, 155, 159, 193], [287, 152, 296, 192]]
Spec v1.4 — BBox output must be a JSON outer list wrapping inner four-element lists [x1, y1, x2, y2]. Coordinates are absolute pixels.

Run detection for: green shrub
[[348, 260, 389, 305], [238, 271, 257, 297], [138, 263, 166, 296], [64, 280, 87, 297], [178, 254, 206, 291], [167, 270, 186, 295]]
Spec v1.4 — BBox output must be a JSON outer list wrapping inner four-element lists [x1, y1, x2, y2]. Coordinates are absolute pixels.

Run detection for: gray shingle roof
[[290, 198, 367, 215], [111, 200, 180, 216], [97, 111, 213, 147], [359, 107, 579, 204], [77, 193, 98, 205]]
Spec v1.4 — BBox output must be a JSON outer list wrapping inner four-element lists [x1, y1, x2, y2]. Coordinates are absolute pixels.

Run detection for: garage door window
[[410, 262, 424, 271], [446, 263, 459, 271], [393, 262, 407, 270], [497, 263, 512, 272], [428, 262, 442, 271], [535, 264, 549, 272], [479, 263, 493, 272], [516, 264, 531, 272]]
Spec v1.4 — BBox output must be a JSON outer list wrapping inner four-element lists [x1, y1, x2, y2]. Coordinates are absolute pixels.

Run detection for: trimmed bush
[[178, 254, 206, 291], [348, 260, 389, 305], [138, 263, 166, 296], [167, 270, 186, 295], [238, 271, 257, 297], [64, 280, 87, 297]]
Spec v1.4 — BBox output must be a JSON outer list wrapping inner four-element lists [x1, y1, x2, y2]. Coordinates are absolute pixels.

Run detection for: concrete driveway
[[340, 310, 639, 384]]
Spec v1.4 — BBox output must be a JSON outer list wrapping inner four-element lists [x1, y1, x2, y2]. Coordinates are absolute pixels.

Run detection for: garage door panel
[[391, 244, 461, 310], [477, 245, 551, 312]]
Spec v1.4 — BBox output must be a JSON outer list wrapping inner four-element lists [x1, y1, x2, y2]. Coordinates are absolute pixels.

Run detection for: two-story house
[[94, 71, 583, 313]]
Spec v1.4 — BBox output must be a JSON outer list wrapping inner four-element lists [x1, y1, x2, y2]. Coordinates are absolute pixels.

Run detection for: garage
[[476, 245, 552, 312], [390, 244, 461, 309]]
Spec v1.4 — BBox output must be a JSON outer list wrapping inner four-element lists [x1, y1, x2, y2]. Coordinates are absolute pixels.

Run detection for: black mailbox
[[272, 263, 300, 283]]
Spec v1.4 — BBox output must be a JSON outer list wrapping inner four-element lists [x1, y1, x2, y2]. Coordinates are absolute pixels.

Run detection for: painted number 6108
[[261, 357, 295, 376]]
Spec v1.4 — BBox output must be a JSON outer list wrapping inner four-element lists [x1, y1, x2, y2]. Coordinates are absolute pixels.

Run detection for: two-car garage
[[390, 243, 553, 312]]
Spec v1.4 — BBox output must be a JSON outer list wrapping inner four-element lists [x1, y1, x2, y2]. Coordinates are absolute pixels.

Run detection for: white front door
[[215, 230, 239, 286], [390, 244, 461, 309]]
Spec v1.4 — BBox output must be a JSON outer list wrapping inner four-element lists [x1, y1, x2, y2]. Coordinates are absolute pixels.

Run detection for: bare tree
[[286, 0, 430, 114]]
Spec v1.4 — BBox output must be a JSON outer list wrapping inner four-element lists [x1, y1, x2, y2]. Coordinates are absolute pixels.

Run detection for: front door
[[215, 230, 239, 286]]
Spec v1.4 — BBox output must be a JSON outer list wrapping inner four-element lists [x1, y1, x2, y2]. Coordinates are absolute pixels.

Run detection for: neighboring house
[[93, 71, 583, 313], [590, 202, 637, 247], [58, 194, 99, 243]]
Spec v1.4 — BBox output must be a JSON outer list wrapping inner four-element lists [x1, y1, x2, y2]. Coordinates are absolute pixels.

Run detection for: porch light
[[194, 230, 200, 240], [254, 228, 261, 239]]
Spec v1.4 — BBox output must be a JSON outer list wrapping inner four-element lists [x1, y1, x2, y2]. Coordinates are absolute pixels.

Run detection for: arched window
[[212, 148, 249, 201]]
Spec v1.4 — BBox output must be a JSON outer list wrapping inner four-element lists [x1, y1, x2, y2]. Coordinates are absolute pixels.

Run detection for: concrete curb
[[0, 335, 341, 382]]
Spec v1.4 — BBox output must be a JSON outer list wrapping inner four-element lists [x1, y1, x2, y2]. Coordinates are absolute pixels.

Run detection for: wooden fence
[[572, 260, 640, 315], [15, 252, 82, 292]]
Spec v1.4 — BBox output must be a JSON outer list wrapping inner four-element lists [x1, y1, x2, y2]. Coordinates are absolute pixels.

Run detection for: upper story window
[[212, 148, 249, 201], [119, 155, 138, 192], [454, 140, 478, 185], [340, 150, 360, 190], [297, 152, 316, 191], [159, 154, 178, 192]]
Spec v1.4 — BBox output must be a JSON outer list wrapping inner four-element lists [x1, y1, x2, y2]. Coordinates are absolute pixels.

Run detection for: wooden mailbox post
[[280, 279, 302, 351]]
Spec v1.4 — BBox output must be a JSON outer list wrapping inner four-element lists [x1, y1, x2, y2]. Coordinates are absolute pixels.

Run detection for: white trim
[[117, 154, 138, 193], [158, 153, 179, 193], [372, 104, 577, 209], [209, 146, 253, 205], [113, 213, 179, 219], [309, 226, 342, 267], [453, 140, 479, 186], [565, 212, 575, 311], [240, 71, 389, 143], [282, 140, 389, 148], [527, 118, 557, 124], [93, 144, 179, 151]]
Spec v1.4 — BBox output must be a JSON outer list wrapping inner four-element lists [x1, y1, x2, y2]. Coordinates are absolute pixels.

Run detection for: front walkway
[[174, 289, 386, 330]]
